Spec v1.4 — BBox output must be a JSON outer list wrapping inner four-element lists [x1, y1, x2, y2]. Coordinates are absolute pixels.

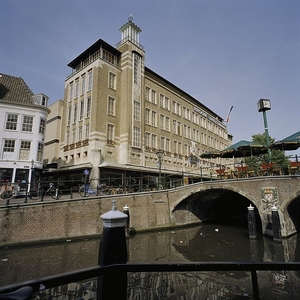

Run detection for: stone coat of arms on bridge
[[261, 187, 279, 211]]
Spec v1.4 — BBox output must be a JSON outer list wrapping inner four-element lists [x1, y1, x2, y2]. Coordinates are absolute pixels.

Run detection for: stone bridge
[[167, 175, 300, 238], [1, 176, 300, 245]]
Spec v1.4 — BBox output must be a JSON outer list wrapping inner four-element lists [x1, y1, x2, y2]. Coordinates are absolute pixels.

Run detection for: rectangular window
[[107, 123, 114, 143], [145, 108, 150, 125], [108, 96, 115, 116], [177, 121, 181, 135], [166, 138, 170, 152], [173, 120, 181, 135], [177, 103, 181, 116], [165, 97, 169, 110], [151, 111, 157, 127], [22, 116, 33, 132], [69, 83, 73, 101], [160, 137, 165, 150], [160, 114, 165, 130], [80, 100, 84, 120], [78, 126, 82, 141], [72, 128, 76, 143], [6, 114, 18, 130], [87, 71, 93, 91], [81, 75, 86, 94], [160, 94, 164, 108], [133, 101, 140, 121], [75, 79, 79, 98], [86, 97, 91, 118], [151, 134, 157, 149], [39, 118, 46, 134], [19, 141, 31, 160], [3, 139, 15, 160], [85, 123, 90, 139], [178, 142, 182, 154], [109, 72, 116, 90], [173, 140, 177, 153], [165, 117, 170, 131], [37, 143, 44, 162], [102, 49, 116, 65], [145, 132, 151, 148], [145, 87, 150, 102], [73, 104, 77, 123], [151, 90, 156, 104], [67, 107, 72, 125], [133, 126, 141, 147]]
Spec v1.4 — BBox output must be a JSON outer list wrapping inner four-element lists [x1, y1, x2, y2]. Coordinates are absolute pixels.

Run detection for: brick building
[[43, 16, 231, 189]]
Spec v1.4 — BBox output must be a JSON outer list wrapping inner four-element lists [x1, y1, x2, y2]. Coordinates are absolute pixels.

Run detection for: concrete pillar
[[98, 200, 128, 300], [247, 204, 257, 239]]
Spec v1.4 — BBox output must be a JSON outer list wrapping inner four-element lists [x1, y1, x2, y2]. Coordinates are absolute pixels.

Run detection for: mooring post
[[271, 205, 282, 243], [247, 204, 257, 239], [123, 204, 130, 236], [97, 200, 128, 300]]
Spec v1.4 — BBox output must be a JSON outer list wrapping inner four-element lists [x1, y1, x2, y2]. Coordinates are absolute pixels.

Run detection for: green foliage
[[244, 133, 291, 174]]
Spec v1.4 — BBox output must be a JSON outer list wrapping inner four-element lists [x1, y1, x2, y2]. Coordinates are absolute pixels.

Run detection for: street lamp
[[257, 99, 272, 162], [156, 149, 164, 190], [29, 159, 35, 184]]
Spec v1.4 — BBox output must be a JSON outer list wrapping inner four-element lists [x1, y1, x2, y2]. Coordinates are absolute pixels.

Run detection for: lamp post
[[257, 99, 272, 162], [29, 159, 35, 185], [156, 149, 164, 190]]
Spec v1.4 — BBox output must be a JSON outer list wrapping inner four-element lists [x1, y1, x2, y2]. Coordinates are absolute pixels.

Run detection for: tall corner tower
[[117, 15, 145, 165]]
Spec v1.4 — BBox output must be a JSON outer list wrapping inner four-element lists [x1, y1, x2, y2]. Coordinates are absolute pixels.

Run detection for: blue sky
[[1, 0, 299, 155]]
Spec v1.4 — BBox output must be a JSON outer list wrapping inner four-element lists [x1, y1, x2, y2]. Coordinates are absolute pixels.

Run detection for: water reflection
[[1, 223, 300, 291]]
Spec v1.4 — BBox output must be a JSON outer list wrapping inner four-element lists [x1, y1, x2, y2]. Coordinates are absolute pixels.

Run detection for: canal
[[1, 218, 300, 288]]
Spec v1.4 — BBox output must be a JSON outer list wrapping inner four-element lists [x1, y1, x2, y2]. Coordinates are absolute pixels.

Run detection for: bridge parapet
[[0, 176, 300, 246]]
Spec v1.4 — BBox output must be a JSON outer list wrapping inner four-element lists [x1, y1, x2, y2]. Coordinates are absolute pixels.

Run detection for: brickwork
[[1, 177, 300, 246]]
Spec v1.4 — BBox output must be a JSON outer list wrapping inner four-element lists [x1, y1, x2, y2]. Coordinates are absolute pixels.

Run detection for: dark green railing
[[1, 261, 300, 300]]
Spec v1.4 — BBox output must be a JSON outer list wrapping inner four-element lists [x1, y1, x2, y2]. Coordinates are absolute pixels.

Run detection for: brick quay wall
[[0, 189, 199, 247]]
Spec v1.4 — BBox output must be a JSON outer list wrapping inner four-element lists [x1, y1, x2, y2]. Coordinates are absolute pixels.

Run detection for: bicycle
[[79, 182, 111, 197], [29, 182, 62, 200]]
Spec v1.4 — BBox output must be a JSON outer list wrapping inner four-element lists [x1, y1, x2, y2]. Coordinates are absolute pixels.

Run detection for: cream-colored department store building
[[44, 17, 232, 189]]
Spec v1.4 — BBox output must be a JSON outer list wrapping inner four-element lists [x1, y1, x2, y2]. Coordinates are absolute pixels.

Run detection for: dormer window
[[32, 94, 48, 107]]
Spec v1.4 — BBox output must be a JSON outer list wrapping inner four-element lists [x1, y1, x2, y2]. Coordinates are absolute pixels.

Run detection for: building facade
[[0, 73, 50, 194], [44, 17, 230, 189]]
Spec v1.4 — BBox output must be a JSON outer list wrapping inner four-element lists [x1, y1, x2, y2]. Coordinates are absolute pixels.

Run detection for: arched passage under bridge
[[172, 188, 262, 232]]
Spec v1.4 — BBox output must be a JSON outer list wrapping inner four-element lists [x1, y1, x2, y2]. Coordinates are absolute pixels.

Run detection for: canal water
[[1, 220, 300, 298]]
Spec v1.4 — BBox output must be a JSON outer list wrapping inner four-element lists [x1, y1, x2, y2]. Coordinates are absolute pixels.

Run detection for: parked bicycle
[[29, 182, 62, 200], [79, 182, 111, 197]]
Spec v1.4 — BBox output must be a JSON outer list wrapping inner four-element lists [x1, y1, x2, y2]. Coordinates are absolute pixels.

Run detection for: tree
[[245, 133, 291, 175]]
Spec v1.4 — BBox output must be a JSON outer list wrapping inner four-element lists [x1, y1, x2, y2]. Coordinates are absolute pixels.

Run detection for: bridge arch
[[281, 189, 300, 234], [171, 187, 262, 231]]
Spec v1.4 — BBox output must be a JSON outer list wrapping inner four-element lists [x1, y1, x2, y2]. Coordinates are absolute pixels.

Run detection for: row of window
[[5, 113, 46, 134], [66, 123, 90, 145], [69, 70, 93, 101], [2, 139, 43, 162], [144, 131, 224, 152], [73, 47, 117, 73], [146, 110, 224, 145], [145, 88, 227, 138], [67, 97, 91, 125]]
